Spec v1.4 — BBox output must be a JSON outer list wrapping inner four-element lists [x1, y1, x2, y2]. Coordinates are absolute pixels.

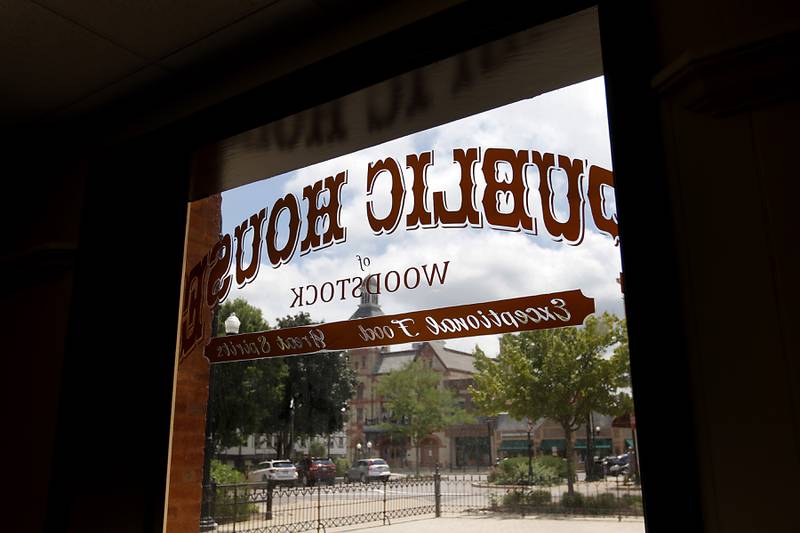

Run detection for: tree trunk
[[276, 430, 288, 459], [415, 439, 420, 477], [564, 426, 575, 495], [585, 413, 595, 480]]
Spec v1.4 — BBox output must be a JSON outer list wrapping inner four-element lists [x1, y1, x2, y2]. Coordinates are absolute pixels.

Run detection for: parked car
[[296, 457, 337, 486], [346, 458, 391, 483], [247, 459, 299, 485]]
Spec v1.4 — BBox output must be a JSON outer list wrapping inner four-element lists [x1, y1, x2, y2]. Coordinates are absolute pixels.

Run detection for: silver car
[[346, 458, 391, 483]]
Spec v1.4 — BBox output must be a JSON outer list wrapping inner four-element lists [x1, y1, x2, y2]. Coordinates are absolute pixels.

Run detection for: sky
[[217, 76, 623, 356]]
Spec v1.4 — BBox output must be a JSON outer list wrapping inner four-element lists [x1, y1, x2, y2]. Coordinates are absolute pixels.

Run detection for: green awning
[[575, 438, 612, 449], [499, 439, 530, 451], [539, 439, 566, 451], [624, 439, 634, 448]]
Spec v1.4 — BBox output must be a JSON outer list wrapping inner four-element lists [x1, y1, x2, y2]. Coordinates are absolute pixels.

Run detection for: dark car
[[296, 457, 337, 486]]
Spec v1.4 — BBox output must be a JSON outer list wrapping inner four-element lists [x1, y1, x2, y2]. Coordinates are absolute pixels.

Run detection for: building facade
[[344, 289, 491, 470], [344, 284, 634, 470]]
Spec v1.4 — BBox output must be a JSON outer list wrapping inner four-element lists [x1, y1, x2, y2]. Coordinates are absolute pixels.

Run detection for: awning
[[625, 439, 634, 448], [539, 439, 566, 451], [499, 439, 530, 451], [575, 438, 612, 449]]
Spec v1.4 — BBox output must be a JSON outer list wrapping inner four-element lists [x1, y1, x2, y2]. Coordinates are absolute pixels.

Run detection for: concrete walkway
[[329, 516, 646, 533]]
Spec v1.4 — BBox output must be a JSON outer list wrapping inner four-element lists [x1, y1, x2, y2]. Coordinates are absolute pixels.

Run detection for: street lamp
[[289, 396, 296, 459], [367, 441, 372, 458], [224, 313, 241, 335], [356, 442, 362, 459], [200, 312, 241, 531]]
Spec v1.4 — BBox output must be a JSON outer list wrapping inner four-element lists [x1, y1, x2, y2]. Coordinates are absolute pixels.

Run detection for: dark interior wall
[[5, 1, 798, 532], [601, 2, 800, 533]]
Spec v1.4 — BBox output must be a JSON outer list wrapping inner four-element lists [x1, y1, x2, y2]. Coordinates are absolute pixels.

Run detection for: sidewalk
[[329, 516, 645, 533]]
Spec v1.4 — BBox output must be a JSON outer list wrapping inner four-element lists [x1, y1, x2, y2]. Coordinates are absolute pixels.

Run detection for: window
[[169, 8, 642, 530]]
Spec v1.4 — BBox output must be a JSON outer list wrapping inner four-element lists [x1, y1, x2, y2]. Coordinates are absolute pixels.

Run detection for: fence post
[[383, 478, 388, 525], [232, 484, 238, 533], [316, 485, 322, 533], [434, 463, 441, 518], [266, 480, 274, 520]]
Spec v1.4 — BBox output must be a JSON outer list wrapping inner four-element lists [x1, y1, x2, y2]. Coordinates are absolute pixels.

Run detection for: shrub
[[560, 492, 585, 508], [491, 456, 565, 486], [534, 455, 570, 479], [210, 460, 257, 524], [488, 493, 501, 509], [309, 440, 327, 458], [501, 489, 553, 509], [334, 457, 351, 477], [590, 492, 619, 510], [502, 490, 525, 507], [493, 457, 526, 484], [621, 494, 644, 513], [524, 490, 553, 506], [211, 459, 245, 484]]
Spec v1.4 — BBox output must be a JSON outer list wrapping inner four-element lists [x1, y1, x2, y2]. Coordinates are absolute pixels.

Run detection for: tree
[[272, 312, 357, 459], [308, 439, 327, 458], [209, 303, 356, 460], [470, 313, 629, 494], [376, 359, 473, 476], [211, 299, 287, 454]]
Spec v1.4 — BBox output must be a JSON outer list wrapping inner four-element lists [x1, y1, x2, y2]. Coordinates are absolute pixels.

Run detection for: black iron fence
[[204, 471, 642, 532]]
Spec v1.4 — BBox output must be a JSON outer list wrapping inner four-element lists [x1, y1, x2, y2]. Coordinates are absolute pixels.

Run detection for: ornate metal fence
[[204, 472, 643, 532]]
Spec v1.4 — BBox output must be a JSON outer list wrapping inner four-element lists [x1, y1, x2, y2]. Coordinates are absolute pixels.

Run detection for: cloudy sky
[[218, 76, 623, 356]]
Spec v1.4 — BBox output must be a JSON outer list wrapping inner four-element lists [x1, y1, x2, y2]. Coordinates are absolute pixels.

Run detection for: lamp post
[[199, 312, 240, 532], [289, 396, 295, 460], [356, 442, 362, 459], [367, 441, 372, 458]]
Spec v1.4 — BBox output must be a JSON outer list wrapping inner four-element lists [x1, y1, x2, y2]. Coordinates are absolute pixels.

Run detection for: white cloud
[[221, 76, 623, 357]]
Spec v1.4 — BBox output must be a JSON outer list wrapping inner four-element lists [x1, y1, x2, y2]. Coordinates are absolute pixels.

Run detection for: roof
[[372, 342, 477, 375], [375, 352, 415, 374], [349, 303, 384, 319], [428, 342, 476, 373]]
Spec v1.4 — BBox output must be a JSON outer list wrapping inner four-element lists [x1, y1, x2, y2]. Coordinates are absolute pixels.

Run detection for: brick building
[[344, 284, 634, 470], [495, 414, 634, 464], [344, 287, 495, 470]]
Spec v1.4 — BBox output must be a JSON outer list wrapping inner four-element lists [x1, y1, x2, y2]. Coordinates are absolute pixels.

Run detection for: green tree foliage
[[470, 313, 630, 495], [308, 439, 327, 458], [273, 312, 357, 458], [209, 303, 356, 459], [376, 358, 473, 476], [211, 299, 287, 451]]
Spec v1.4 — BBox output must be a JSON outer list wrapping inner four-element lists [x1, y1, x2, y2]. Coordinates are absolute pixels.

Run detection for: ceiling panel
[[35, 0, 284, 61], [157, 0, 319, 72], [52, 64, 172, 121], [0, 0, 147, 127]]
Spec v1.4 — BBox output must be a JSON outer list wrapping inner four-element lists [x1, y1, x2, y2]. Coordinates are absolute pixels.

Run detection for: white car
[[247, 460, 299, 485], [346, 458, 391, 483]]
